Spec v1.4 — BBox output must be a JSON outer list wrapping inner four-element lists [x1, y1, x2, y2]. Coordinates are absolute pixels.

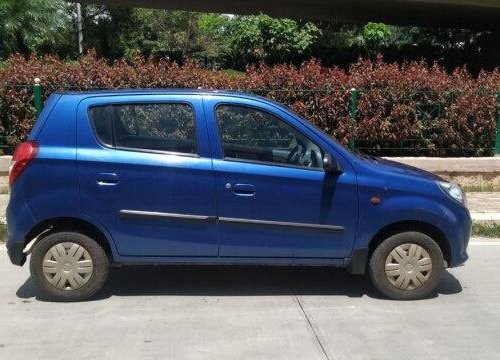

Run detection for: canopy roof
[[76, 0, 500, 29]]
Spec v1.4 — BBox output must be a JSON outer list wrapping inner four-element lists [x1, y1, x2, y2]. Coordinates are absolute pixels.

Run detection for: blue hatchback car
[[6, 90, 471, 301]]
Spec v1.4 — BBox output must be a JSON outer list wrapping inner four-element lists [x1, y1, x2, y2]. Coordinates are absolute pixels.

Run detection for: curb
[[384, 157, 500, 175], [0, 156, 10, 176], [1, 155, 500, 175], [470, 212, 500, 222], [3, 156, 500, 176]]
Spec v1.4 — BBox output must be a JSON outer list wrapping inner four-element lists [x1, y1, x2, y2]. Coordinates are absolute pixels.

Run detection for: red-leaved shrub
[[1, 52, 499, 156]]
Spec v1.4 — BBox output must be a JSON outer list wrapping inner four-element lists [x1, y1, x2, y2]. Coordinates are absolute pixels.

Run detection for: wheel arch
[[368, 220, 450, 265], [349, 220, 450, 275], [24, 217, 114, 261]]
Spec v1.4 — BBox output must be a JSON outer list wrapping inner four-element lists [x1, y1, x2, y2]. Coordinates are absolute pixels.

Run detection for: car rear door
[[204, 95, 358, 259], [77, 94, 218, 257]]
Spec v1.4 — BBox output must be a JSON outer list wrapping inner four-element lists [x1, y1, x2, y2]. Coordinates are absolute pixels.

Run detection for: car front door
[[77, 94, 218, 257], [204, 95, 358, 259]]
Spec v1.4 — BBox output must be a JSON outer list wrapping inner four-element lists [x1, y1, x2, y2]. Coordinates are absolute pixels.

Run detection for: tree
[[126, 9, 207, 61], [80, 6, 136, 60], [80, 7, 214, 62], [199, 14, 320, 69], [388, 26, 500, 73], [360, 22, 392, 56], [0, 2, 497, 74], [0, 0, 70, 58]]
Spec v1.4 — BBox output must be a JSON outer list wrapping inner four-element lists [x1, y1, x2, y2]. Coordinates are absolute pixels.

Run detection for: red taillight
[[9, 141, 39, 187]]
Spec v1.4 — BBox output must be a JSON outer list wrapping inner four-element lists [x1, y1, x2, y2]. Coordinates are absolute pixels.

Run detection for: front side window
[[89, 103, 196, 154], [216, 105, 323, 169]]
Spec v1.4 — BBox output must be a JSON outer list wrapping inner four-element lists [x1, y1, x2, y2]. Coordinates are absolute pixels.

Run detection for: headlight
[[437, 181, 466, 205]]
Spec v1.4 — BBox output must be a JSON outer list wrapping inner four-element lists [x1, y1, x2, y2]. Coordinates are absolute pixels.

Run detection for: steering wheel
[[300, 144, 323, 168], [287, 145, 303, 165]]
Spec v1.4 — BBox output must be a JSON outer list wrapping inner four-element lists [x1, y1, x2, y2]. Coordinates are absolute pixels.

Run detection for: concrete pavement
[[467, 192, 500, 221], [0, 240, 499, 360], [0, 194, 7, 223]]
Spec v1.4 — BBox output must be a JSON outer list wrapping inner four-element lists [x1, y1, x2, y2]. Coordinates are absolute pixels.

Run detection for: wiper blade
[[356, 152, 379, 163]]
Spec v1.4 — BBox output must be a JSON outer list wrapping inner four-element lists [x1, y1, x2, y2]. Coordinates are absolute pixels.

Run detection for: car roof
[[54, 88, 265, 100], [53, 88, 294, 113]]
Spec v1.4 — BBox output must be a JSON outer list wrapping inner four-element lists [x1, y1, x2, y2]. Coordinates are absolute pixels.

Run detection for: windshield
[[277, 102, 379, 162], [274, 102, 341, 143]]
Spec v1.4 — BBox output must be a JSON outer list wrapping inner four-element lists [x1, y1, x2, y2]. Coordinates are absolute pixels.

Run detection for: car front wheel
[[369, 231, 444, 300], [30, 231, 109, 302]]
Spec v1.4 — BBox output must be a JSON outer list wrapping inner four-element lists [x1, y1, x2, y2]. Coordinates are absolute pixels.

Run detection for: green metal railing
[[33, 78, 42, 117], [248, 86, 500, 156], [4, 80, 500, 156]]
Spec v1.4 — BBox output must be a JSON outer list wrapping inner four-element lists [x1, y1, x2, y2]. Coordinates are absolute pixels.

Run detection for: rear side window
[[89, 103, 197, 154]]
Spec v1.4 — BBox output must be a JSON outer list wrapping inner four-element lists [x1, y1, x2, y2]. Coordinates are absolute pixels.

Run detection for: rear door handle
[[232, 183, 256, 196], [96, 173, 119, 186]]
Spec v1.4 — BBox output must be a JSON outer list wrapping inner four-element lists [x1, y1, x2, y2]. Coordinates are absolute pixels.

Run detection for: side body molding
[[119, 210, 345, 232]]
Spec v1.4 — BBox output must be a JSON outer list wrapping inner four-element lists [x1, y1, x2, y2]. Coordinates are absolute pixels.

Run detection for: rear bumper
[[6, 187, 37, 267], [6, 242, 26, 266]]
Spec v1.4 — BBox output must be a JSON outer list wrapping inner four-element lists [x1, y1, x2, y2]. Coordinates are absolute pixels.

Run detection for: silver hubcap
[[42, 242, 93, 290], [385, 243, 432, 290]]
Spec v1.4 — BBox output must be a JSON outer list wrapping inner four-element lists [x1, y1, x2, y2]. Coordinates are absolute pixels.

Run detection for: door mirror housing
[[323, 153, 343, 174]]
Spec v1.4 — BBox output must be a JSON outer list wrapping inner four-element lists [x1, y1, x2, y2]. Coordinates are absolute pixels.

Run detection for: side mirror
[[323, 153, 343, 174]]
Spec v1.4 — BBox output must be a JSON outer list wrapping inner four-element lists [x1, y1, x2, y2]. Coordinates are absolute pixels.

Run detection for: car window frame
[[88, 100, 200, 158], [213, 102, 325, 172]]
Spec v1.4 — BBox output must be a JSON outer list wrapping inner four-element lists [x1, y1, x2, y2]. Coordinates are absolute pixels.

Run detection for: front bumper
[[442, 205, 472, 268]]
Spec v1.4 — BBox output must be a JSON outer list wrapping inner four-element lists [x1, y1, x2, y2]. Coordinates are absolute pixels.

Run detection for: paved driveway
[[1, 240, 500, 360]]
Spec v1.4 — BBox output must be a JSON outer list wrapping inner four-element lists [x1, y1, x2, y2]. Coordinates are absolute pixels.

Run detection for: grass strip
[[472, 222, 500, 238], [0, 222, 6, 242], [462, 184, 500, 192]]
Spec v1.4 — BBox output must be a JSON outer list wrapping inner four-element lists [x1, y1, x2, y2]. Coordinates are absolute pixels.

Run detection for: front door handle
[[96, 172, 119, 186], [232, 183, 256, 196]]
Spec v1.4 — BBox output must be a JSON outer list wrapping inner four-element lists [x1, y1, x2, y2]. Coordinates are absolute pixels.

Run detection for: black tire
[[30, 231, 109, 302], [369, 231, 444, 300]]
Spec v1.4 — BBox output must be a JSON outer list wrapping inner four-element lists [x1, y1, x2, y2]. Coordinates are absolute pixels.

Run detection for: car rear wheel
[[30, 231, 109, 302], [369, 231, 444, 300]]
